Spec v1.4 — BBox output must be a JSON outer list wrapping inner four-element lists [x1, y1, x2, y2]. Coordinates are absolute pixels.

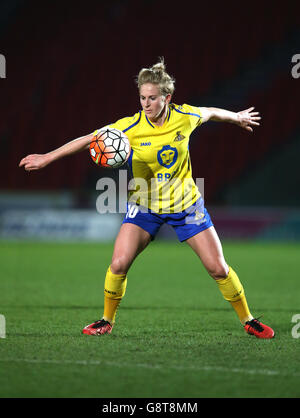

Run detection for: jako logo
[[140, 142, 151, 146], [0, 54, 6, 79], [291, 54, 300, 79]]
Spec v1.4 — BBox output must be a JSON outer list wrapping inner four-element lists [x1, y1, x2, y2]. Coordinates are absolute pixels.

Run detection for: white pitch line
[[0, 358, 299, 378]]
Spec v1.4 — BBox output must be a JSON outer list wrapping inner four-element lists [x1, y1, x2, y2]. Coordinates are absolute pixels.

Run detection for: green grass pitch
[[0, 240, 300, 398]]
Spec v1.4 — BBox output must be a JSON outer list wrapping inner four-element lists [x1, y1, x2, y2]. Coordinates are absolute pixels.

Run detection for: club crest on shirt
[[173, 131, 185, 142], [157, 145, 178, 169]]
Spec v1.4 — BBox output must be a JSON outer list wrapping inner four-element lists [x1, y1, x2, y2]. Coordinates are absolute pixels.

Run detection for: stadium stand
[[0, 0, 299, 205]]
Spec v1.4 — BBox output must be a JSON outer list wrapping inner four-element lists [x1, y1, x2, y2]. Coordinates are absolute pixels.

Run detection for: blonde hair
[[136, 57, 175, 96]]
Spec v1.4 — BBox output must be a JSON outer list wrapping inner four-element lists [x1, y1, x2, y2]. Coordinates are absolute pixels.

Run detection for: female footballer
[[19, 59, 274, 339]]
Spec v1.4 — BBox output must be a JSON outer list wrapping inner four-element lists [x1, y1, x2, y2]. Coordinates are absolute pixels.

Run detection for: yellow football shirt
[[96, 103, 203, 213]]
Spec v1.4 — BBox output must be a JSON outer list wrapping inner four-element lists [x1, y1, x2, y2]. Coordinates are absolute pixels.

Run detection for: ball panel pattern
[[89, 128, 131, 168]]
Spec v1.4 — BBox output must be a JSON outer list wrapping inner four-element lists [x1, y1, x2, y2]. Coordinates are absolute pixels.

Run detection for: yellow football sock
[[216, 266, 253, 325], [103, 266, 127, 324]]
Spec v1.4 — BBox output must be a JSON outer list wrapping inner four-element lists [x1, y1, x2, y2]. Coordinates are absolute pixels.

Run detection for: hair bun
[[136, 57, 175, 96], [151, 58, 166, 73]]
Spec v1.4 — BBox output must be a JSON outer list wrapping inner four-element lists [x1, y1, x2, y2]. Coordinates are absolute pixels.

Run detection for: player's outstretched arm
[[199, 107, 261, 132], [19, 132, 94, 171]]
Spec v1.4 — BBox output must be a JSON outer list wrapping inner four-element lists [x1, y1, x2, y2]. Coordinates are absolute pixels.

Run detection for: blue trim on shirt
[[126, 148, 134, 176], [173, 106, 202, 119], [145, 107, 171, 128], [123, 111, 142, 133], [145, 115, 155, 128], [167, 107, 171, 121]]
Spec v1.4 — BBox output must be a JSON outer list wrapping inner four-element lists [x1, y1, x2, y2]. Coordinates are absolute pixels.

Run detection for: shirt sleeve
[[181, 104, 203, 130], [93, 112, 141, 136]]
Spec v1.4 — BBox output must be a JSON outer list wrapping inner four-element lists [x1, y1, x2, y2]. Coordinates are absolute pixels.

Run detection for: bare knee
[[110, 256, 130, 275], [206, 261, 229, 280]]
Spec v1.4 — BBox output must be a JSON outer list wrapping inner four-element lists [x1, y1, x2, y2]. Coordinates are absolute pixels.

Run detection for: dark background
[[1, 0, 300, 208]]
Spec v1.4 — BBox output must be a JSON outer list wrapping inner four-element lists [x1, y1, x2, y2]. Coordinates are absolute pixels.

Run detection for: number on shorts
[[126, 205, 139, 219]]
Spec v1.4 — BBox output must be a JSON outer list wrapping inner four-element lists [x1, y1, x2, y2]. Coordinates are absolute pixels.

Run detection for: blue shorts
[[122, 198, 213, 242]]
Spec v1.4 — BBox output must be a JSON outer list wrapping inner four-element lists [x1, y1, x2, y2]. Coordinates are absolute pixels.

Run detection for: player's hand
[[19, 154, 49, 171], [236, 107, 261, 132]]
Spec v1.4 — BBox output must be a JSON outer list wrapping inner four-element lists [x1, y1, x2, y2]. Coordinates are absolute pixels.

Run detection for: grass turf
[[0, 240, 300, 398]]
